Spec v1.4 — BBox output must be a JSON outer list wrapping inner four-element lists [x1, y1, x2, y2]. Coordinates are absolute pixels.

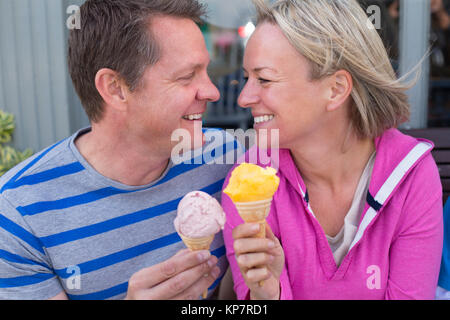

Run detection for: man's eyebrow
[[174, 60, 210, 76]]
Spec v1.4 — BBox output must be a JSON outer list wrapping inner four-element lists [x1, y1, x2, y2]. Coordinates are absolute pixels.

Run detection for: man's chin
[[193, 134, 206, 149], [184, 120, 204, 149], [171, 121, 205, 153]]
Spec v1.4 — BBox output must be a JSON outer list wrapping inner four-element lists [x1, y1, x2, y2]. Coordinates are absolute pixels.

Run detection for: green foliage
[[0, 110, 33, 177], [0, 110, 15, 144]]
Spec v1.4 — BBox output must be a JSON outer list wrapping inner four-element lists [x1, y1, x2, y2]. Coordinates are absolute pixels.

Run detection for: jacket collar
[[277, 128, 434, 210]]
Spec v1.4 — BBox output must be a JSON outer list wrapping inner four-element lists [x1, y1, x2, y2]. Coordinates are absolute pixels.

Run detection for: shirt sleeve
[[0, 195, 63, 300], [222, 171, 293, 300], [436, 286, 450, 300], [385, 154, 444, 300], [438, 198, 450, 290]]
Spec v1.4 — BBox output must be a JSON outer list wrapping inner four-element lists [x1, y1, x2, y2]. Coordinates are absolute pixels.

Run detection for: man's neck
[[74, 125, 170, 187]]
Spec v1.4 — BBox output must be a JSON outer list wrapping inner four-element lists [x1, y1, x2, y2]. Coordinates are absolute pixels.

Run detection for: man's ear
[[326, 69, 353, 112], [95, 68, 128, 112]]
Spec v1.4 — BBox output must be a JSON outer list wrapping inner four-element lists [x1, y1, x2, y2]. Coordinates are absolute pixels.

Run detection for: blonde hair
[[252, 0, 412, 139]]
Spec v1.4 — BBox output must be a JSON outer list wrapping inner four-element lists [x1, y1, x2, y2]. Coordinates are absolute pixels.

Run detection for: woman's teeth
[[254, 115, 274, 124], [182, 113, 203, 121]]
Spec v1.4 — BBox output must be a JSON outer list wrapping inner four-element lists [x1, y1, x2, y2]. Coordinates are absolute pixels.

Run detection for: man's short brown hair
[[68, 0, 206, 123]]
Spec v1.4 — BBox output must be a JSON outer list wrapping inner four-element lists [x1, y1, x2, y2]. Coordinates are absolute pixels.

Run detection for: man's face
[[125, 16, 219, 155]]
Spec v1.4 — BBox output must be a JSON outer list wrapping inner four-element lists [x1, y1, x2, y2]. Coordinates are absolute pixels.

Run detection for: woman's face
[[238, 23, 332, 149]]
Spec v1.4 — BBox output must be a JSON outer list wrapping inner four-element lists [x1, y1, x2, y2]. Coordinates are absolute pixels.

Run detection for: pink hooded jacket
[[222, 129, 444, 300]]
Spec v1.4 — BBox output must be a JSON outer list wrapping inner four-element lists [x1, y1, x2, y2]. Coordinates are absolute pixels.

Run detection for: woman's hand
[[232, 222, 285, 300]]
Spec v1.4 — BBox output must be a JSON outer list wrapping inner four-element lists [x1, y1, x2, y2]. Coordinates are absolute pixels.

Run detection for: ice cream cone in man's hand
[[174, 191, 226, 299]]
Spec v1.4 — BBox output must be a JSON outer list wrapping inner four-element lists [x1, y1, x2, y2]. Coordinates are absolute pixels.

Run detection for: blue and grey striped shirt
[[0, 127, 243, 300]]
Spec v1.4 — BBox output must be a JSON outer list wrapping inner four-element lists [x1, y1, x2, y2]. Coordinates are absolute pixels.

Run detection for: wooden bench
[[403, 128, 450, 204]]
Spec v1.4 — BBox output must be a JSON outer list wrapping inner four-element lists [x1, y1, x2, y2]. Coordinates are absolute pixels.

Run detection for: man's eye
[[179, 73, 195, 81]]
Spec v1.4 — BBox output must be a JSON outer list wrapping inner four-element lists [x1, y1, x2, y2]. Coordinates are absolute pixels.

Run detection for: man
[[0, 0, 241, 300]]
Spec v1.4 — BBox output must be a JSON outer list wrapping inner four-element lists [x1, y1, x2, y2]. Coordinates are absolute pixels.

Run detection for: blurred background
[[0, 0, 449, 154]]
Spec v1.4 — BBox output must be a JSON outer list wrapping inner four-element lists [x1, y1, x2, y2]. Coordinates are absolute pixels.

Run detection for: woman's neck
[[289, 127, 375, 194]]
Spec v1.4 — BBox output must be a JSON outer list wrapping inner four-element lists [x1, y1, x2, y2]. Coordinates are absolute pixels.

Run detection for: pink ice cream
[[174, 191, 226, 238]]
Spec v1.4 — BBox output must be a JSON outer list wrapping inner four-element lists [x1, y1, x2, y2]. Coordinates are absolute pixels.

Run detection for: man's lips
[[182, 113, 203, 121]]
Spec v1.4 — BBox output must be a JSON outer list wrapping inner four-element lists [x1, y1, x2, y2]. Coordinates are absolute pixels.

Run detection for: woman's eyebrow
[[243, 66, 278, 74]]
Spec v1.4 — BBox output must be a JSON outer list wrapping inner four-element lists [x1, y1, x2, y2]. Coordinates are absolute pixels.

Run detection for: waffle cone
[[234, 198, 272, 238], [178, 233, 215, 298], [179, 234, 215, 251]]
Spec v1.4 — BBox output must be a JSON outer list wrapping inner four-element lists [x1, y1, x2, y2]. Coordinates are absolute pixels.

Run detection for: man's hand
[[125, 249, 220, 300]]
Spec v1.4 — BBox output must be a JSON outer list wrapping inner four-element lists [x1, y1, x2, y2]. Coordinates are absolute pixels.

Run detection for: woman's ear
[[95, 68, 128, 112], [326, 69, 353, 112]]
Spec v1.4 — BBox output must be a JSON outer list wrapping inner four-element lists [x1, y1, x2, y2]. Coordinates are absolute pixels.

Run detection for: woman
[[221, 0, 444, 299]]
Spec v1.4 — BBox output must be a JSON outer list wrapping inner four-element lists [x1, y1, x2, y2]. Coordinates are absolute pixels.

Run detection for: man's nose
[[197, 75, 220, 102]]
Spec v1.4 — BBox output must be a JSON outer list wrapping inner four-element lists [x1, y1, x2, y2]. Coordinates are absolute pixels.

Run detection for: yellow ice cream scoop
[[224, 163, 280, 202]]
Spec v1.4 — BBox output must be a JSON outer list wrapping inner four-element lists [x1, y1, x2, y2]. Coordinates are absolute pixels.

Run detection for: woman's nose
[[238, 81, 259, 108]]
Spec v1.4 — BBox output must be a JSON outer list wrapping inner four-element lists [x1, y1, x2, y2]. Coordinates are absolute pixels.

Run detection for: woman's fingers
[[232, 222, 261, 239], [231, 222, 285, 300], [245, 266, 272, 284], [265, 222, 276, 241], [264, 223, 283, 255], [232, 222, 277, 280], [236, 252, 274, 269], [232, 223, 275, 257], [233, 237, 275, 254]]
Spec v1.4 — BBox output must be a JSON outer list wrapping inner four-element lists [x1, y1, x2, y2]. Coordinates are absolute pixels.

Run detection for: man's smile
[[182, 113, 203, 121]]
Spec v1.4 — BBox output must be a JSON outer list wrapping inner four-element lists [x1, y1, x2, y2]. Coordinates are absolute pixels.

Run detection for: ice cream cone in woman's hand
[[224, 163, 280, 286]]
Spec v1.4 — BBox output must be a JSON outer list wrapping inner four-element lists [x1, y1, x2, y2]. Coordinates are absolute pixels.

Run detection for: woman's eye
[[242, 77, 270, 84]]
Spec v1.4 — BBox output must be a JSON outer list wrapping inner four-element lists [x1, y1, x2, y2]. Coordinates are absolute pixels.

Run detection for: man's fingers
[[158, 249, 211, 279], [128, 249, 212, 291], [143, 255, 219, 300], [172, 266, 221, 300], [174, 248, 191, 257]]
